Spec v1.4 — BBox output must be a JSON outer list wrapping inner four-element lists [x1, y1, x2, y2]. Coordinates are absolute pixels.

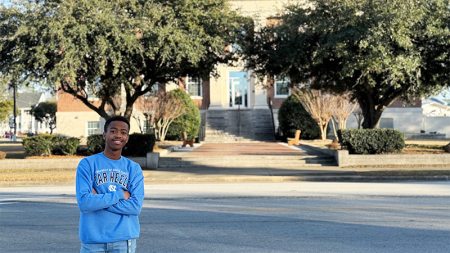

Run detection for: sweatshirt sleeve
[[76, 159, 124, 213], [107, 164, 144, 216]]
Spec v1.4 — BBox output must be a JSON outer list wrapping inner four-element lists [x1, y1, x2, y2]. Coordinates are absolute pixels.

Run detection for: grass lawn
[[0, 140, 179, 187], [0, 168, 76, 187], [0, 167, 159, 187]]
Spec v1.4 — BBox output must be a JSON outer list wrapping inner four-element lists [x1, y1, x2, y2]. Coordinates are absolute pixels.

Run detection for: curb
[[144, 172, 450, 184]]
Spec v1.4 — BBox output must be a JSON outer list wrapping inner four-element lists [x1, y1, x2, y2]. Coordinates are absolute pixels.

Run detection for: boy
[[76, 116, 144, 253]]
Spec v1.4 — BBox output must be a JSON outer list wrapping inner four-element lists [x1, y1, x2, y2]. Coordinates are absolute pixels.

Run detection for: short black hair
[[104, 116, 130, 132]]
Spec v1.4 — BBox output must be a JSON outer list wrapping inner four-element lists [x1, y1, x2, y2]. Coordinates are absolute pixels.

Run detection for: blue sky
[[0, 0, 12, 6]]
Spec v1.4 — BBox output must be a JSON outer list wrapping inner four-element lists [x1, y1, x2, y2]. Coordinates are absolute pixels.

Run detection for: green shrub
[[86, 133, 155, 157], [0, 151, 6, 159], [123, 133, 156, 157], [23, 134, 80, 156], [166, 89, 201, 140], [87, 134, 104, 154], [52, 136, 80, 155], [338, 129, 405, 154], [23, 134, 54, 156], [278, 95, 320, 140]]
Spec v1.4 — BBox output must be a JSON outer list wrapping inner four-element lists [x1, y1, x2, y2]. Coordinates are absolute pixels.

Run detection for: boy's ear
[[102, 133, 106, 140]]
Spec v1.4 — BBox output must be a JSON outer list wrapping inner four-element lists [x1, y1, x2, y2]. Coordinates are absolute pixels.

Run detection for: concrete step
[[203, 138, 263, 143], [158, 163, 335, 168], [159, 158, 336, 165], [205, 109, 275, 142], [161, 154, 332, 160], [159, 160, 336, 167], [159, 156, 337, 168]]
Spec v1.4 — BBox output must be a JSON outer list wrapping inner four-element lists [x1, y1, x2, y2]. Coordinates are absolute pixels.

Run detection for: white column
[[252, 77, 269, 109], [208, 64, 229, 109]]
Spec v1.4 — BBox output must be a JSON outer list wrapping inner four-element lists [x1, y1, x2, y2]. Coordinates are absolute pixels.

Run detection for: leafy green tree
[[245, 0, 450, 128], [30, 102, 57, 134], [278, 95, 320, 140], [166, 89, 201, 140], [0, 0, 248, 120], [0, 99, 13, 122]]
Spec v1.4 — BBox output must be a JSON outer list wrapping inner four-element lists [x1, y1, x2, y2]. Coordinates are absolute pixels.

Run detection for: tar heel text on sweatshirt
[[95, 168, 129, 188]]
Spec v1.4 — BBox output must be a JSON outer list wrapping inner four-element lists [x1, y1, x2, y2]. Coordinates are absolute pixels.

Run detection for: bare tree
[[332, 92, 357, 130], [293, 88, 335, 140], [134, 94, 157, 134], [352, 106, 364, 129], [132, 114, 147, 134], [137, 92, 185, 141]]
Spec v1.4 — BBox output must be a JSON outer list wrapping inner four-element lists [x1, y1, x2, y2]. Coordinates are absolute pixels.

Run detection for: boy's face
[[103, 121, 129, 152]]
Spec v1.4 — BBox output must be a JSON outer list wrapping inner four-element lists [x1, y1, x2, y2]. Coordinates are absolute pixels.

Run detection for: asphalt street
[[1, 182, 450, 252]]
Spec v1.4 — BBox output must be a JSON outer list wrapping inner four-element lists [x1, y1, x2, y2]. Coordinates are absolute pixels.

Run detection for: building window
[[274, 77, 290, 98], [87, 121, 100, 136], [186, 76, 202, 97]]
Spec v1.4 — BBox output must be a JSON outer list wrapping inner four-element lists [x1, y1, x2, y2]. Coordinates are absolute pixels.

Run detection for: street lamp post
[[12, 83, 17, 141]]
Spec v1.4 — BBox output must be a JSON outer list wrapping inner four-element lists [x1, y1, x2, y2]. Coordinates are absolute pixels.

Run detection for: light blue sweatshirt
[[76, 152, 145, 244]]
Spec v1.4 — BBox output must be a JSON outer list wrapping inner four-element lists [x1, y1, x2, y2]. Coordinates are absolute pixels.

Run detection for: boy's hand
[[123, 190, 130, 200], [92, 188, 97, 194]]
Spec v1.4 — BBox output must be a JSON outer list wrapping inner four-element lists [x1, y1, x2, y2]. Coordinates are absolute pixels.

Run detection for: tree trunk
[[357, 91, 383, 129], [323, 121, 329, 140], [318, 120, 329, 140], [358, 98, 387, 129], [362, 110, 384, 128], [356, 83, 406, 129], [319, 126, 326, 140], [123, 104, 134, 121], [330, 118, 338, 139], [123, 85, 139, 121]]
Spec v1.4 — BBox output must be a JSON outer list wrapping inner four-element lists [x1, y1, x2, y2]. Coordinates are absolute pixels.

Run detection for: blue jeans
[[80, 239, 136, 253]]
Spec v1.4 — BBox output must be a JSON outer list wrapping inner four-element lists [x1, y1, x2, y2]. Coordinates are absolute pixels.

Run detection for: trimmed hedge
[[166, 89, 201, 140], [278, 95, 320, 140], [86, 133, 155, 157], [23, 134, 80, 156], [52, 135, 80, 155], [87, 134, 104, 154], [23, 135, 53, 156], [338, 129, 405, 154], [122, 133, 156, 157]]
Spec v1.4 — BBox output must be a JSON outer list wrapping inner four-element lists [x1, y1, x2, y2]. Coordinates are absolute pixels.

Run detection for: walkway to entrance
[[180, 142, 306, 157], [158, 142, 337, 174]]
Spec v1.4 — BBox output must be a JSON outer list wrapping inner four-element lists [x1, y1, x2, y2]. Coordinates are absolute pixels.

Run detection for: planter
[[336, 149, 450, 167], [146, 152, 159, 169]]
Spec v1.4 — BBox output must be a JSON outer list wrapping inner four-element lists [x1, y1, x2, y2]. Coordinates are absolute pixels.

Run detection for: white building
[[15, 92, 54, 136]]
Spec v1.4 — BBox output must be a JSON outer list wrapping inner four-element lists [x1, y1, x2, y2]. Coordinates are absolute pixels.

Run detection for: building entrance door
[[229, 71, 249, 108]]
